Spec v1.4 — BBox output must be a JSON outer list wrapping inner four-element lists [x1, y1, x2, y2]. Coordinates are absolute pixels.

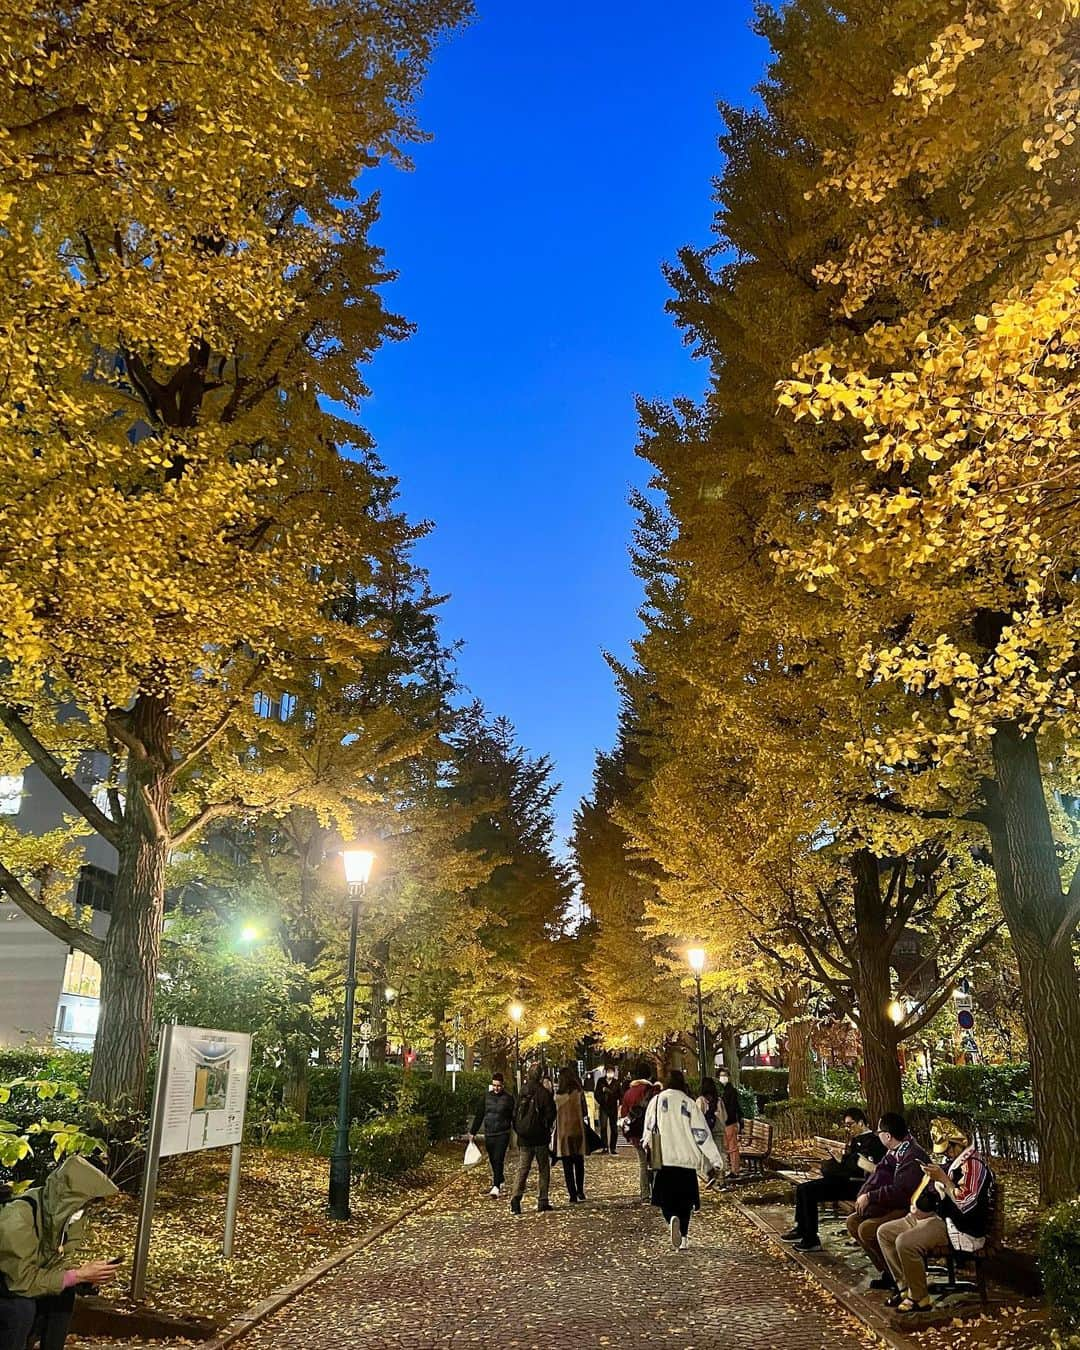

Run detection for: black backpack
[[625, 1093, 651, 1142], [514, 1089, 542, 1140]]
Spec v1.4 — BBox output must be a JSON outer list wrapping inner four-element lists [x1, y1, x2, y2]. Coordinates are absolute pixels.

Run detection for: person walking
[[644, 1069, 724, 1251], [717, 1067, 744, 1179], [467, 1071, 515, 1198], [594, 1065, 622, 1155], [621, 1063, 659, 1202], [0, 1155, 119, 1350], [509, 1065, 557, 1216], [554, 1067, 588, 1203]]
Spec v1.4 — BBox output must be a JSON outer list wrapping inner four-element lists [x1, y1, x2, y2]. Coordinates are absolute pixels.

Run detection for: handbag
[[585, 1121, 604, 1155], [646, 1098, 663, 1170], [463, 1139, 482, 1167]]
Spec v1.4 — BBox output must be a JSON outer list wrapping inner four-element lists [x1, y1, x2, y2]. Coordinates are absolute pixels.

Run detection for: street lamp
[[536, 1025, 549, 1070], [688, 948, 707, 1083], [509, 1002, 524, 1091], [328, 847, 375, 1221]]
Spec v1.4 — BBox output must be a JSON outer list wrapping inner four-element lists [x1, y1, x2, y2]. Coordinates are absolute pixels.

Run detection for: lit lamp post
[[688, 948, 707, 1082], [536, 1025, 549, 1071], [328, 847, 375, 1221], [509, 1002, 524, 1090], [634, 1013, 646, 1049]]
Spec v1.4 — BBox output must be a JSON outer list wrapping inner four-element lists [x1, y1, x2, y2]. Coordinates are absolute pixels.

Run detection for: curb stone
[[730, 1195, 917, 1350], [203, 1170, 466, 1349]]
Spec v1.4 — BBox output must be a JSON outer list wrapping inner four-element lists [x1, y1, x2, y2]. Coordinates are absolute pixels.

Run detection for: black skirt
[[650, 1165, 701, 1214]]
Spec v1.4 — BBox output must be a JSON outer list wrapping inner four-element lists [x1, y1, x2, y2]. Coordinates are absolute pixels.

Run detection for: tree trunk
[[431, 1014, 447, 1085], [786, 1019, 814, 1100], [717, 1021, 741, 1085], [88, 694, 171, 1112], [368, 937, 390, 1067], [988, 722, 1080, 1204], [282, 1041, 310, 1121], [463, 1042, 475, 1072], [850, 851, 903, 1123]]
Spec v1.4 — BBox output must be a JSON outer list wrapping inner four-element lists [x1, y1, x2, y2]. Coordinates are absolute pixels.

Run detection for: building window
[[62, 948, 102, 999], [0, 772, 24, 816], [75, 865, 116, 915]]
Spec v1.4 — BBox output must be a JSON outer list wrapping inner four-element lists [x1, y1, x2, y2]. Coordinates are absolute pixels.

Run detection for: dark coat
[[719, 1082, 743, 1128], [514, 1079, 557, 1146], [554, 1089, 587, 1158], [859, 1136, 930, 1216], [594, 1076, 621, 1113], [470, 1088, 515, 1138], [822, 1129, 886, 1182]]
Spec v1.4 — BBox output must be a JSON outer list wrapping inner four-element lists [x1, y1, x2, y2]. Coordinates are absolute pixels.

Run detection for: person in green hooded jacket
[[0, 1155, 119, 1350]]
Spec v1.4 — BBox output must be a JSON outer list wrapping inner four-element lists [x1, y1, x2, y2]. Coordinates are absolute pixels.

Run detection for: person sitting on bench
[[846, 1113, 930, 1290], [781, 1107, 886, 1251], [876, 1117, 995, 1315]]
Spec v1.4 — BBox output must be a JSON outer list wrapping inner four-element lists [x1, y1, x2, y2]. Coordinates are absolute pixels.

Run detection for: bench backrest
[[749, 1118, 773, 1151]]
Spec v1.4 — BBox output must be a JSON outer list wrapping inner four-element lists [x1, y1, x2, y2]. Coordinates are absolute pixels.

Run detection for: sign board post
[[131, 1024, 252, 1300]]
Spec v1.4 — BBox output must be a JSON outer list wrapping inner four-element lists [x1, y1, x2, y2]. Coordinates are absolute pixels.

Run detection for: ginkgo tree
[[0, 0, 471, 1111], [775, 0, 1080, 1202]]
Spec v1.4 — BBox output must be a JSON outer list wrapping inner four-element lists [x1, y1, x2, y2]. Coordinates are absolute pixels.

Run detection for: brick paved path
[[238, 1152, 876, 1350]]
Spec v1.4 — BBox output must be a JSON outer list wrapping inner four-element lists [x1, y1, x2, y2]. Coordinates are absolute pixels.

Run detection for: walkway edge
[[203, 1170, 465, 1350], [731, 1197, 916, 1350]]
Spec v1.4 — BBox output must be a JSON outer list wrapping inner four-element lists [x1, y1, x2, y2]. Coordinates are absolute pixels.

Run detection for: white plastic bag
[[463, 1139, 482, 1168]]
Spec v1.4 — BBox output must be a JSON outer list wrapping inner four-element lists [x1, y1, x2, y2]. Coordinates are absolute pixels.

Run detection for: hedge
[[348, 1114, 429, 1179], [740, 1067, 788, 1100], [764, 1096, 1037, 1163], [931, 1063, 1031, 1108], [1042, 1199, 1080, 1333]]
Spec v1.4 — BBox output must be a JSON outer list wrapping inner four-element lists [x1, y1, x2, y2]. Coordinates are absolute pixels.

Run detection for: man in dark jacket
[[468, 1072, 516, 1198], [593, 1066, 622, 1155], [509, 1065, 557, 1215], [782, 1107, 886, 1250], [846, 1113, 930, 1288]]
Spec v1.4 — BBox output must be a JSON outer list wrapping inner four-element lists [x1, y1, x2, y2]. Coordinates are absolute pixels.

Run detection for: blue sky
[[359, 2, 767, 841]]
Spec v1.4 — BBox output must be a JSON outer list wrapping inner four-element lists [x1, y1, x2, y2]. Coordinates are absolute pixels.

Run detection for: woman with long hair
[[644, 1069, 724, 1250], [554, 1066, 588, 1204]]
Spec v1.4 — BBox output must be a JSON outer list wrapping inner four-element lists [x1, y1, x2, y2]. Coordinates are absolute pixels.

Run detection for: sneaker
[[537, 1201, 554, 1213], [568, 1195, 581, 1205], [868, 1274, 897, 1291], [669, 1216, 680, 1250], [795, 1236, 822, 1252], [780, 1227, 803, 1241], [679, 1236, 690, 1251], [884, 1289, 908, 1309], [577, 1192, 586, 1203], [509, 1196, 522, 1215], [488, 1185, 500, 1198]]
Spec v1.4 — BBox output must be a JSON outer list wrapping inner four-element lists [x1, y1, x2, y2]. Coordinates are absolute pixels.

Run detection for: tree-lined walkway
[[235, 1155, 876, 1349]]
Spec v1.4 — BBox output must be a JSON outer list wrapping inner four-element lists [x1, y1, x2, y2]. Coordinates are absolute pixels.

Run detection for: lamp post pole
[[328, 849, 375, 1221], [688, 949, 707, 1084], [509, 1003, 524, 1092]]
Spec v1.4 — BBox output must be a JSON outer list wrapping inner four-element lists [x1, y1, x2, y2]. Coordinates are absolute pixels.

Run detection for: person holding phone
[[781, 1107, 886, 1251], [0, 1154, 120, 1350]]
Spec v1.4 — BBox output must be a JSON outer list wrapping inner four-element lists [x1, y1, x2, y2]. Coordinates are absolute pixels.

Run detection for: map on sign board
[[159, 1026, 252, 1158]]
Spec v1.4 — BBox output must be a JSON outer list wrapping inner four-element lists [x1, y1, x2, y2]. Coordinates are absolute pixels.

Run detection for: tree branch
[[899, 921, 1005, 1038], [171, 801, 243, 851], [0, 705, 121, 847], [0, 861, 103, 960], [1051, 865, 1080, 953], [103, 711, 151, 765], [139, 785, 169, 845], [170, 659, 267, 779]]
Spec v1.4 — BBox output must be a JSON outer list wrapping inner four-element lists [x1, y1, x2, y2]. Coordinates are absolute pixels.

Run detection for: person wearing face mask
[[875, 1118, 995, 1314], [716, 1067, 744, 1179], [468, 1072, 516, 1198], [0, 1155, 119, 1350], [593, 1065, 622, 1155]]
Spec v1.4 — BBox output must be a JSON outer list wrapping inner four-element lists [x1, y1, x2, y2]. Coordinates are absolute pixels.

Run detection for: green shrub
[[740, 1067, 789, 1099], [1042, 1200, 1080, 1332], [812, 1066, 863, 1106], [931, 1063, 1031, 1109], [348, 1114, 428, 1179]]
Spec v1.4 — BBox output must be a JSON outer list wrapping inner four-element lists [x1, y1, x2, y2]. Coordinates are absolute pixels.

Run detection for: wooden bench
[[738, 1118, 774, 1175]]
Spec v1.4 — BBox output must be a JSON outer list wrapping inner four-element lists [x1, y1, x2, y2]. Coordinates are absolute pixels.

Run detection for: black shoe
[[795, 1237, 822, 1252], [537, 1201, 554, 1212], [869, 1274, 897, 1291], [780, 1227, 803, 1241], [568, 1195, 581, 1204], [577, 1192, 586, 1202], [510, 1197, 521, 1216], [884, 1290, 907, 1308]]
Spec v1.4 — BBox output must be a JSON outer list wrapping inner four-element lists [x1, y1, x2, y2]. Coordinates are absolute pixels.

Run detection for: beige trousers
[[877, 1211, 950, 1302]]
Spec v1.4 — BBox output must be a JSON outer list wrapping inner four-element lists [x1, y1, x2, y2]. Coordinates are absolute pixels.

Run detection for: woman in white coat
[[644, 1069, 724, 1250]]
